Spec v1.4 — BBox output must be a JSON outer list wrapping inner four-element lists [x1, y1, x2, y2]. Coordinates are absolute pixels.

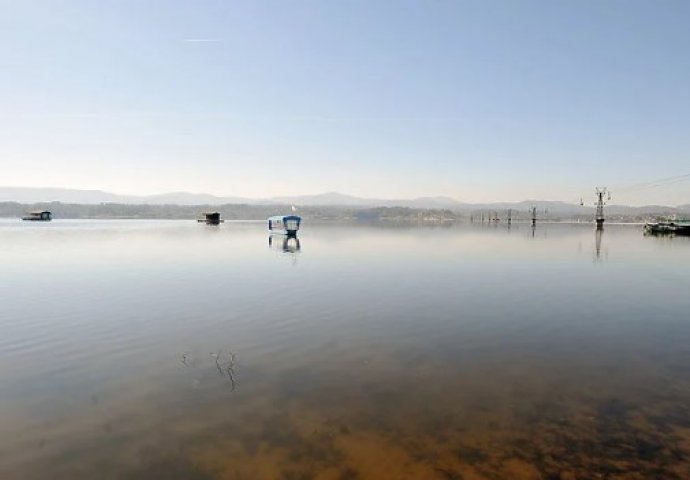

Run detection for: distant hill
[[0, 187, 469, 208], [269, 192, 469, 209], [0, 187, 133, 204], [143, 191, 251, 205], [269, 192, 375, 207], [0, 187, 250, 205], [0, 187, 688, 216]]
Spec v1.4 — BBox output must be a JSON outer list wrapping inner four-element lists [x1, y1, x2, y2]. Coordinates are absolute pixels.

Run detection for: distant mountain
[[0, 187, 687, 214], [605, 204, 679, 215], [0, 187, 131, 204], [404, 196, 467, 209], [0, 187, 254, 205], [144, 191, 251, 205], [0, 187, 468, 208], [467, 200, 581, 214], [269, 192, 374, 207], [268, 192, 468, 209]]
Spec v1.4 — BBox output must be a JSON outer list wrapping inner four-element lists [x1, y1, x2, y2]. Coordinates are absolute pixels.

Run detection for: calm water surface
[[1, 219, 690, 479]]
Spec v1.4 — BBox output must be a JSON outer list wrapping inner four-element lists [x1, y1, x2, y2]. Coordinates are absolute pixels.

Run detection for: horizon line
[[1, 185, 688, 208]]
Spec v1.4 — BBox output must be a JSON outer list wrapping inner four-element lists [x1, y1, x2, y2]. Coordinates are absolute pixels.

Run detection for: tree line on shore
[[1, 201, 687, 223]]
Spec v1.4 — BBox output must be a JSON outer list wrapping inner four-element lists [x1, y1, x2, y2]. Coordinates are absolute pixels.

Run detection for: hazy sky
[[1, 0, 689, 205]]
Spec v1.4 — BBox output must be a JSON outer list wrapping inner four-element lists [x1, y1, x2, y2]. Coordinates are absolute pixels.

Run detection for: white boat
[[268, 215, 301, 236]]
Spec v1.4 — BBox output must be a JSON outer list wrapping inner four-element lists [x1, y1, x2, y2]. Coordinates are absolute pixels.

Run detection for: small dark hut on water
[[22, 210, 52, 221], [198, 212, 223, 225]]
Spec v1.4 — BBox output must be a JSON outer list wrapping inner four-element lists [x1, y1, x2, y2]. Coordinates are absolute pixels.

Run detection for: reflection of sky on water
[[1, 220, 690, 479]]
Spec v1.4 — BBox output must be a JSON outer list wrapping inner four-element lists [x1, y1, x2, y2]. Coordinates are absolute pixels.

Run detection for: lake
[[1, 219, 690, 479]]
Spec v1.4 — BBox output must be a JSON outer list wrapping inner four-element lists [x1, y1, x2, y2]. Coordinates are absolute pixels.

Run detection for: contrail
[[183, 38, 222, 43]]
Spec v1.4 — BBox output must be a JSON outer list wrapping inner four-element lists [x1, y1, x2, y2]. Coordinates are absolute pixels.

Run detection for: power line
[[566, 173, 690, 206], [613, 173, 690, 193]]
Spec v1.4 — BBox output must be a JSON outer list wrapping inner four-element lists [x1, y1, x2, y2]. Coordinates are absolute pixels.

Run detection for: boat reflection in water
[[269, 234, 301, 253]]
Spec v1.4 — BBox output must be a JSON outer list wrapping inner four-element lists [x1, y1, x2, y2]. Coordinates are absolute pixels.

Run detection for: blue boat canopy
[[268, 215, 301, 223]]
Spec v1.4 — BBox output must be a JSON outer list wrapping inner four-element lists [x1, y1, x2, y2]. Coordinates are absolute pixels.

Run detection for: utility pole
[[507, 209, 512, 225], [595, 187, 609, 230]]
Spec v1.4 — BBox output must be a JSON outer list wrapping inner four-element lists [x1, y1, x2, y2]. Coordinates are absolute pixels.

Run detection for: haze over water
[[1, 219, 690, 479]]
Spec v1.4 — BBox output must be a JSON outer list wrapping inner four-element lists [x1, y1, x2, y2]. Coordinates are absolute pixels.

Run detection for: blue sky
[[1, 0, 689, 205]]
